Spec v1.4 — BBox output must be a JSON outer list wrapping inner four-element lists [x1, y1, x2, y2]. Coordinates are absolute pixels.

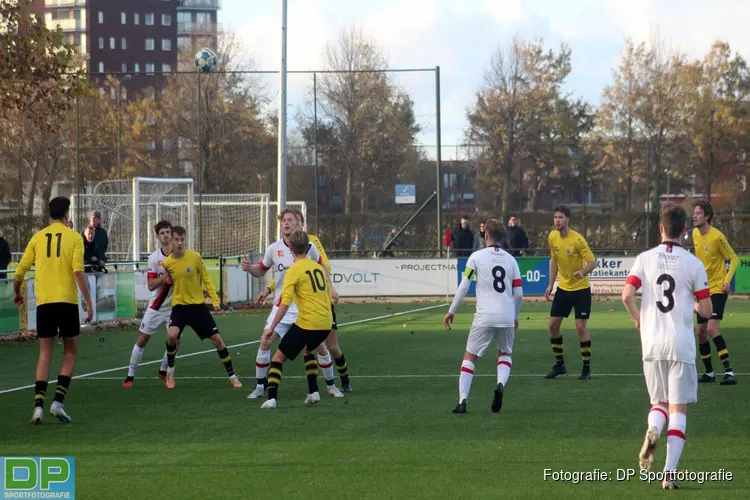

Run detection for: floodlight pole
[[277, 0, 288, 240]]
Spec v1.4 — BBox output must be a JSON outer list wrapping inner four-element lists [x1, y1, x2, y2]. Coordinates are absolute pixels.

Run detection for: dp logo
[[1, 457, 75, 498]]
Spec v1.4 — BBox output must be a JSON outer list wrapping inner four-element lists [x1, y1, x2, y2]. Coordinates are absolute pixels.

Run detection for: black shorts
[[279, 324, 330, 361], [697, 293, 728, 324], [169, 304, 219, 340], [37, 303, 80, 339], [550, 287, 592, 320], [331, 305, 338, 331]]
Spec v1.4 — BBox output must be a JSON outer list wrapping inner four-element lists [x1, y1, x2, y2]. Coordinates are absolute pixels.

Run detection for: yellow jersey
[[548, 229, 595, 292], [163, 250, 219, 308], [269, 234, 332, 293], [692, 226, 738, 295], [14, 222, 84, 305], [281, 258, 333, 331]]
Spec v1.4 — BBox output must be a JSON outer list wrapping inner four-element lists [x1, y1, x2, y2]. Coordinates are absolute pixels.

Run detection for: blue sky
[[219, 0, 750, 158]]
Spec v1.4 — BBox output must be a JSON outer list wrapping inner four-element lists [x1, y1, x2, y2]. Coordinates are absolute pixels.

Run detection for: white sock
[[647, 405, 668, 438], [256, 349, 271, 385], [664, 412, 687, 474], [497, 355, 512, 386], [459, 360, 475, 402], [128, 345, 144, 377], [317, 353, 335, 385], [159, 351, 169, 372]]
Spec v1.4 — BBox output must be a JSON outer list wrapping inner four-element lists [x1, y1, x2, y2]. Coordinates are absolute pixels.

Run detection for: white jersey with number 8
[[626, 242, 710, 364], [464, 245, 522, 328]]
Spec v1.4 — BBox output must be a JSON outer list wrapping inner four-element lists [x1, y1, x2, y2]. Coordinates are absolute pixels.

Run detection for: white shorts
[[465, 324, 515, 357], [264, 305, 298, 338], [140, 308, 170, 336], [643, 360, 698, 405]]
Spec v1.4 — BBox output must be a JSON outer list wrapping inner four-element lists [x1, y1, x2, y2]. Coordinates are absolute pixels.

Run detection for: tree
[[465, 37, 572, 217]]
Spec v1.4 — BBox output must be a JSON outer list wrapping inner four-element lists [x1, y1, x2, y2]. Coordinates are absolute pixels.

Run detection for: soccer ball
[[194, 48, 217, 73]]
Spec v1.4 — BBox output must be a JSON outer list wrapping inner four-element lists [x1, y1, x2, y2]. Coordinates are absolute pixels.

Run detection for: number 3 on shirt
[[492, 265, 506, 293], [656, 273, 675, 313], [306, 269, 327, 293]]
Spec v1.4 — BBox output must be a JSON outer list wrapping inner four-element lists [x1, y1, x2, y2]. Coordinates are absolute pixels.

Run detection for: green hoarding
[[736, 256, 750, 294]]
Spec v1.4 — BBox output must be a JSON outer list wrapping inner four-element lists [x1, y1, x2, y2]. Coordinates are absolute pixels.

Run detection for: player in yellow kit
[[692, 199, 738, 385], [13, 197, 94, 425], [544, 205, 598, 381], [162, 226, 241, 389], [260, 230, 335, 409]]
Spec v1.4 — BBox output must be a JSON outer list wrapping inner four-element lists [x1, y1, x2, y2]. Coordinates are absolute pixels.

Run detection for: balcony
[[177, 22, 220, 35], [49, 17, 86, 32], [177, 0, 221, 10], [45, 0, 87, 7]]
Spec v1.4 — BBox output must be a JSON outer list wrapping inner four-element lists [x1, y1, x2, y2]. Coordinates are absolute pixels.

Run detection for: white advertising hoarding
[[328, 259, 458, 297]]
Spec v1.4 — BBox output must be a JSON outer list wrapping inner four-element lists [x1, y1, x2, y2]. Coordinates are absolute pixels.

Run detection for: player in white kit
[[443, 219, 523, 414], [123, 220, 178, 388], [242, 209, 343, 400], [621, 204, 712, 490]]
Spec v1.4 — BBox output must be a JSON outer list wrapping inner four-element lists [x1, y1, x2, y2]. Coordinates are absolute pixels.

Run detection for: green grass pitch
[[1, 300, 749, 499]]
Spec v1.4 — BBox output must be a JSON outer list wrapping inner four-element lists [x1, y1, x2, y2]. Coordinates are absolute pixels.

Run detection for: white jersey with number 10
[[625, 242, 710, 364], [464, 245, 522, 328]]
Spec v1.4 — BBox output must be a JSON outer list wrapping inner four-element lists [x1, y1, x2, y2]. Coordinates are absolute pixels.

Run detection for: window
[[121, 12, 126, 24], [178, 37, 190, 50], [146, 63, 155, 74], [121, 37, 126, 50], [177, 12, 191, 24], [145, 38, 154, 51], [134, 63, 140, 74], [110, 37, 115, 49], [442, 173, 450, 189], [463, 192, 474, 201], [332, 193, 342, 208], [196, 12, 208, 24], [162, 63, 171, 73], [98, 11, 103, 23], [317, 174, 327, 189], [98, 37, 104, 49], [145, 13, 154, 25], [98, 61, 104, 73], [121, 63, 127, 73], [134, 13, 139, 25], [162, 14, 171, 26], [161, 39, 171, 51]]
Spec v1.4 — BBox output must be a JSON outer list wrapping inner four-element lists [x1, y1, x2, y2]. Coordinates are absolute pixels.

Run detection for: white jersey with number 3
[[260, 238, 322, 311], [626, 242, 710, 364], [464, 246, 522, 328]]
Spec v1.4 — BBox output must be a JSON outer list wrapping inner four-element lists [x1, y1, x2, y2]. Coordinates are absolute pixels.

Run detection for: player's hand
[[443, 312, 455, 330], [262, 328, 274, 341], [255, 287, 270, 305], [331, 289, 339, 304], [514, 319, 519, 332], [13, 293, 23, 308], [241, 256, 251, 273], [632, 317, 640, 331], [163, 276, 172, 285], [84, 302, 93, 322], [572, 270, 585, 279], [545, 285, 553, 301], [722, 282, 730, 293]]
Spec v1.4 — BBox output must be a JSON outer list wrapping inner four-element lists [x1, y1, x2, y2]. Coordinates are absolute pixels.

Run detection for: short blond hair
[[289, 230, 309, 255]]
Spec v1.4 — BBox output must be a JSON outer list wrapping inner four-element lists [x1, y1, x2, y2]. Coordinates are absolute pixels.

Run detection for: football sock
[[304, 354, 319, 394], [712, 335, 733, 374], [459, 360, 474, 402], [698, 341, 713, 374], [267, 361, 283, 401], [496, 355, 512, 386], [551, 336, 564, 365], [647, 405, 668, 438], [335, 354, 350, 386], [317, 352, 335, 386], [128, 344, 144, 378], [34, 381, 48, 408], [580, 340, 591, 369], [255, 349, 271, 386], [53, 375, 71, 404], [166, 342, 177, 368], [159, 351, 169, 373], [664, 413, 687, 474], [217, 347, 234, 377]]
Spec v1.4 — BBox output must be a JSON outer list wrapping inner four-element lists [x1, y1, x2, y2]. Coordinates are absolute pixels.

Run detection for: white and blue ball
[[194, 48, 218, 73]]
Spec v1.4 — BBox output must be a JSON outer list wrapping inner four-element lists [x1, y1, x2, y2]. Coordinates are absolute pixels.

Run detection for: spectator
[[87, 210, 109, 264], [381, 228, 399, 258], [351, 230, 362, 254], [0, 229, 11, 280], [83, 225, 106, 273], [451, 216, 474, 257], [506, 215, 529, 257], [472, 222, 486, 250]]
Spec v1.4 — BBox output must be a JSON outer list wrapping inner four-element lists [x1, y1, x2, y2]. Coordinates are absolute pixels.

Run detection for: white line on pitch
[[0, 303, 447, 395]]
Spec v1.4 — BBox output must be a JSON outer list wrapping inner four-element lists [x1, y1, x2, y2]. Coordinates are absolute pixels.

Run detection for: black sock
[[304, 354, 319, 394], [551, 336, 564, 365], [335, 354, 350, 386], [699, 341, 713, 373], [267, 361, 283, 400], [166, 342, 177, 368], [53, 375, 71, 404], [34, 380, 48, 408], [712, 335, 733, 372], [580, 340, 591, 369], [217, 347, 235, 377]]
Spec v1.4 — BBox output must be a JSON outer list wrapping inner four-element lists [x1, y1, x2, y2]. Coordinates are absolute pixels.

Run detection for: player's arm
[[12, 236, 37, 306], [243, 246, 274, 277], [512, 260, 523, 323], [693, 265, 713, 320], [197, 255, 220, 309], [445, 259, 475, 329], [545, 234, 558, 299], [718, 233, 739, 290], [621, 256, 643, 329], [72, 234, 93, 321], [308, 242, 338, 302], [575, 238, 598, 278], [266, 268, 297, 333], [146, 254, 169, 291]]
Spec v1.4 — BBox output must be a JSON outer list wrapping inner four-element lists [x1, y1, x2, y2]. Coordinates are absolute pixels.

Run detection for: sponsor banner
[[95, 273, 117, 321], [457, 257, 550, 296], [0, 280, 20, 333], [549, 257, 635, 295], [736, 256, 750, 294], [116, 272, 137, 319], [328, 259, 457, 297], [1, 456, 75, 499]]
